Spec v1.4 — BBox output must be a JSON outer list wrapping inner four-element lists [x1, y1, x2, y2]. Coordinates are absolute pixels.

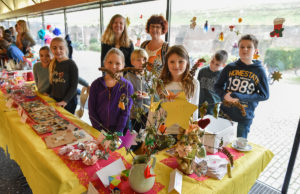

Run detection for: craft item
[[126, 17, 130, 26], [144, 97, 161, 113], [59, 145, 74, 155], [211, 27, 215, 32], [161, 92, 198, 130], [75, 86, 89, 118], [253, 51, 260, 59], [77, 142, 86, 150], [270, 18, 285, 37], [190, 17, 197, 30], [144, 165, 156, 178], [44, 130, 77, 148], [198, 118, 210, 129], [158, 124, 167, 134], [219, 32, 224, 41], [168, 169, 183, 194], [191, 158, 207, 177], [96, 158, 126, 187], [238, 18, 243, 23], [229, 25, 235, 31], [121, 169, 130, 181], [227, 163, 232, 178], [235, 30, 240, 36], [20, 112, 28, 123], [68, 149, 82, 160], [204, 20, 208, 32], [83, 154, 98, 165], [119, 129, 137, 149], [109, 175, 121, 190], [32, 124, 51, 134], [85, 142, 98, 153], [271, 71, 282, 82]]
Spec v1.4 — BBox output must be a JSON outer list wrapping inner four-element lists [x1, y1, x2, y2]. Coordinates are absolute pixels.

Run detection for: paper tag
[[20, 112, 28, 123], [6, 98, 14, 108], [168, 169, 183, 194], [17, 105, 23, 116], [96, 158, 126, 187], [87, 182, 99, 194]]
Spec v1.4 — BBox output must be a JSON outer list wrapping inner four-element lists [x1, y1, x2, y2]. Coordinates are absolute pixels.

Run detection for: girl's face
[[112, 17, 125, 36], [167, 53, 187, 80], [51, 41, 67, 62], [149, 23, 162, 39], [39, 50, 51, 67], [239, 40, 257, 64], [104, 53, 124, 74], [16, 23, 23, 33]]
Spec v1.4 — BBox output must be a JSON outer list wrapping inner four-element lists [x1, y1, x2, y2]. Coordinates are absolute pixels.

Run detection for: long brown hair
[[101, 14, 131, 48], [159, 45, 195, 99], [49, 37, 68, 84], [17, 20, 29, 33]]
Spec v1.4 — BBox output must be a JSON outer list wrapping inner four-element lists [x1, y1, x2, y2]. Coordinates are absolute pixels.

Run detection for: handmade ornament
[[85, 142, 98, 153], [165, 90, 179, 101], [158, 123, 167, 134], [68, 149, 81, 160], [139, 14, 143, 19], [118, 93, 127, 110], [109, 175, 121, 190], [161, 92, 197, 130], [52, 28, 61, 36], [235, 30, 241, 36], [119, 129, 137, 149], [38, 29, 46, 40], [229, 25, 235, 32], [191, 160, 207, 177], [46, 25, 51, 30], [204, 20, 208, 32], [44, 130, 77, 148], [270, 18, 285, 37], [219, 32, 224, 41], [190, 17, 197, 30], [253, 51, 260, 59], [58, 145, 74, 155], [197, 118, 210, 129], [238, 17, 243, 23], [126, 17, 130, 27], [83, 154, 98, 165], [144, 97, 161, 113], [211, 27, 215, 32], [213, 103, 220, 118], [144, 165, 156, 178], [271, 71, 282, 82]]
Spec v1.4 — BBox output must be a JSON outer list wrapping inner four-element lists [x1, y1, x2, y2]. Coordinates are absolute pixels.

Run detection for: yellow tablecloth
[[0, 91, 274, 194]]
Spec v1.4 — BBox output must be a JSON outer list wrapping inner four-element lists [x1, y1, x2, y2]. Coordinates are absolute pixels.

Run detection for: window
[[66, 8, 101, 85], [28, 16, 43, 52], [44, 12, 65, 37], [103, 0, 167, 47]]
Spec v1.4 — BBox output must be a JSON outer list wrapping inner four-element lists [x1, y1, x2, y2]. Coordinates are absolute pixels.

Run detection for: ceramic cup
[[236, 137, 248, 148]]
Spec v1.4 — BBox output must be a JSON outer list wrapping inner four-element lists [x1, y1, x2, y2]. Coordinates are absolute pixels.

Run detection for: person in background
[[15, 20, 35, 55], [33, 46, 52, 94], [0, 26, 4, 39], [101, 14, 134, 68], [141, 15, 169, 72], [0, 38, 24, 63], [214, 34, 269, 139], [88, 48, 133, 133], [49, 37, 78, 114], [197, 50, 228, 115], [124, 48, 150, 133], [9, 27, 16, 43]]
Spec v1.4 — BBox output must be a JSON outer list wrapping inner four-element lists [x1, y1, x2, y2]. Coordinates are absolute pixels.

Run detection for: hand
[[56, 101, 67, 108], [224, 92, 239, 103]]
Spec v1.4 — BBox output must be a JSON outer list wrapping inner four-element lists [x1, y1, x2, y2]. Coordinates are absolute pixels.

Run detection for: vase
[[129, 155, 156, 193]]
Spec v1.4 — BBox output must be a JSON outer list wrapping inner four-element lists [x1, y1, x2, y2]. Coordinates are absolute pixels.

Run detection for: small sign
[[20, 112, 28, 123], [87, 182, 99, 194], [168, 169, 183, 194]]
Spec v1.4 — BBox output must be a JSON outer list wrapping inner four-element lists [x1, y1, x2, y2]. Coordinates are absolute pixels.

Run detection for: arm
[[33, 64, 38, 86], [78, 77, 89, 87], [191, 79, 200, 120], [88, 82, 101, 131], [62, 61, 78, 103], [116, 81, 134, 133], [232, 68, 269, 102]]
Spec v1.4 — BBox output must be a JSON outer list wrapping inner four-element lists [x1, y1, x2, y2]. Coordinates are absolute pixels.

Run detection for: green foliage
[[264, 48, 300, 70], [88, 42, 101, 52], [89, 37, 99, 44], [73, 41, 86, 51]]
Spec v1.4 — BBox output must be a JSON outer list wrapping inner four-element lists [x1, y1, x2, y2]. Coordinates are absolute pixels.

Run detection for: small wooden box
[[203, 115, 237, 154]]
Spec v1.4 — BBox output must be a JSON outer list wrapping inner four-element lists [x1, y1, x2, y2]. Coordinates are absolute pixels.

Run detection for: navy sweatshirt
[[214, 59, 269, 121]]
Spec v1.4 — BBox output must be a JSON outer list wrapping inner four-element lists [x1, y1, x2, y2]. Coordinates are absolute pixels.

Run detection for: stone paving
[[1, 71, 300, 193]]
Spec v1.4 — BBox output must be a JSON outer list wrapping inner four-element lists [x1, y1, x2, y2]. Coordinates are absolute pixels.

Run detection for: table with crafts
[[0, 90, 274, 194]]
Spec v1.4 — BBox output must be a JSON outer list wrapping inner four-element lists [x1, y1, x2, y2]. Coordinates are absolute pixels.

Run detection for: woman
[[141, 15, 169, 71], [16, 20, 35, 54], [101, 14, 134, 68]]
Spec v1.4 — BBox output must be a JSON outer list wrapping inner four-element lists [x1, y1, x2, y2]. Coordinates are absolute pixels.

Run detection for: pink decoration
[[119, 129, 137, 149]]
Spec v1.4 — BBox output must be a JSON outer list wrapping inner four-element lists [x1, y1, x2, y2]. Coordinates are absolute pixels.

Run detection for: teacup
[[236, 137, 248, 148]]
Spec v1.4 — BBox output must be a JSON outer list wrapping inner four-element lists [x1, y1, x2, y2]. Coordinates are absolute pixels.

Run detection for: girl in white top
[[157, 45, 200, 134]]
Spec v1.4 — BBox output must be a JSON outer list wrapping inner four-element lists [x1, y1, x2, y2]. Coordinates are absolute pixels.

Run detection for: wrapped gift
[[203, 115, 237, 153]]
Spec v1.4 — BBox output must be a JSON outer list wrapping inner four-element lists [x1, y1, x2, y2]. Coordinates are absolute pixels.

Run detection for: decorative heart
[[198, 118, 210, 129]]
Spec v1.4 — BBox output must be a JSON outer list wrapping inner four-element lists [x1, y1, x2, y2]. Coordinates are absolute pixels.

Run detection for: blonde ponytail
[[49, 59, 56, 84]]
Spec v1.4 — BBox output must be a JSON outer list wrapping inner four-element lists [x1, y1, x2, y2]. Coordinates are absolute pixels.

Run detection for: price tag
[[21, 112, 28, 123], [6, 98, 14, 108], [17, 105, 23, 116]]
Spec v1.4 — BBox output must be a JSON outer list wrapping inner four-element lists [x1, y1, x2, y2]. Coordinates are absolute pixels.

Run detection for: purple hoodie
[[88, 76, 134, 133]]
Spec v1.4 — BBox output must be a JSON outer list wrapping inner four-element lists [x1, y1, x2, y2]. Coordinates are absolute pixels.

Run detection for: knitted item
[[270, 18, 285, 37]]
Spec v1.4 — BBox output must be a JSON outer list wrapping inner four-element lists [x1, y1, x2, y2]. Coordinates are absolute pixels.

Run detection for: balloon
[[38, 29, 46, 40], [44, 34, 52, 45], [52, 28, 62, 36], [46, 25, 51, 30]]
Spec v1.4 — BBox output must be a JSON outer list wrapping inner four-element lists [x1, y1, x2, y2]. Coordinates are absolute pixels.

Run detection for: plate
[[232, 141, 252, 152]]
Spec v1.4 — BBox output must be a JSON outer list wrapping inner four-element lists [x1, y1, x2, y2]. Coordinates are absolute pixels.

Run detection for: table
[[0, 91, 274, 194]]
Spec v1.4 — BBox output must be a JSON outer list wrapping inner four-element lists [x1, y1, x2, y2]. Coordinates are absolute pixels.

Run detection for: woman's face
[[112, 17, 125, 36], [167, 53, 187, 80], [51, 41, 67, 62], [104, 53, 124, 74], [149, 23, 163, 39], [16, 23, 23, 33]]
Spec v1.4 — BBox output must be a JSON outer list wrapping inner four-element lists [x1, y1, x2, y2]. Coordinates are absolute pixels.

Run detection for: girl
[[101, 14, 134, 68], [49, 37, 78, 114], [33, 46, 52, 94], [88, 48, 134, 133], [157, 45, 200, 134], [16, 20, 35, 54]]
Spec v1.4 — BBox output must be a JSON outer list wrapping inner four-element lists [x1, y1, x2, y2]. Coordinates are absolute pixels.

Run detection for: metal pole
[[282, 118, 300, 194], [42, 13, 45, 29], [165, 0, 171, 42], [64, 9, 68, 35]]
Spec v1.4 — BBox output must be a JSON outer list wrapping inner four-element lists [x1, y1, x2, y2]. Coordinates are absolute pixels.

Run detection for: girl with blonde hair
[[49, 37, 78, 114], [89, 48, 133, 133], [101, 14, 134, 68], [16, 20, 35, 54]]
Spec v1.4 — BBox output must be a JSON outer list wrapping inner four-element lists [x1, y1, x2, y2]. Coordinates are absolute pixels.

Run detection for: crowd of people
[[0, 14, 269, 140]]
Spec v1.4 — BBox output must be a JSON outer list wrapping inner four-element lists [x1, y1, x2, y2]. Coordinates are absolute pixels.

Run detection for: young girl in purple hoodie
[[88, 48, 134, 133]]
